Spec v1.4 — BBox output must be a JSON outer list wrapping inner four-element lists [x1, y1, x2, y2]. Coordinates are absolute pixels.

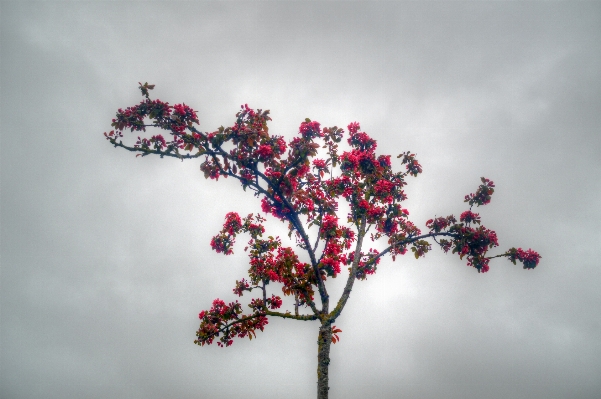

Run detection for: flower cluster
[[199, 104, 276, 181], [210, 235, 235, 255], [266, 294, 283, 309], [426, 215, 457, 233], [447, 223, 499, 272], [347, 122, 360, 134], [374, 179, 395, 196], [260, 196, 289, 219], [210, 213, 265, 255], [223, 212, 242, 235], [398, 151, 422, 177], [112, 103, 147, 132], [233, 279, 251, 296], [170, 103, 199, 134], [423, 179, 509, 272], [110, 97, 199, 137], [195, 298, 268, 347], [348, 131, 377, 151], [320, 215, 339, 238], [465, 177, 495, 207], [299, 119, 322, 139], [312, 159, 327, 169], [459, 210, 481, 225], [507, 247, 541, 269], [226, 227, 315, 308], [256, 144, 273, 160]]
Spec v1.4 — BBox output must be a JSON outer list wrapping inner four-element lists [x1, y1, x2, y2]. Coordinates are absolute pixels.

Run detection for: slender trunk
[[317, 322, 332, 399]]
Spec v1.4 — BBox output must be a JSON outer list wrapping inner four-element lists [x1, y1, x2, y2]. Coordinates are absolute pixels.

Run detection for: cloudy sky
[[2, 2, 600, 398]]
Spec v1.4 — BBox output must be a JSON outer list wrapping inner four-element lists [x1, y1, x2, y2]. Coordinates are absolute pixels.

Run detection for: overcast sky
[[2, 2, 600, 399]]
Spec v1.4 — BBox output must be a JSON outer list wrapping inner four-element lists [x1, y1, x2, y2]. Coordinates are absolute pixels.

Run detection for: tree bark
[[317, 322, 333, 399]]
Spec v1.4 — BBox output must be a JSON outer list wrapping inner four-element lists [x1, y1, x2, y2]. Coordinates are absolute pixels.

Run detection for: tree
[[104, 83, 541, 399]]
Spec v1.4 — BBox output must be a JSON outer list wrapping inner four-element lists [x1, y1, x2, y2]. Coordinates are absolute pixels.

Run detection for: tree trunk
[[317, 322, 332, 399]]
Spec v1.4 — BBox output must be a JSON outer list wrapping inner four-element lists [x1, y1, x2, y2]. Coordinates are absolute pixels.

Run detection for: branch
[[369, 231, 459, 266], [264, 309, 319, 321], [196, 307, 319, 345], [484, 253, 510, 260], [109, 138, 204, 159], [312, 207, 326, 253], [328, 215, 367, 322], [288, 210, 330, 312]]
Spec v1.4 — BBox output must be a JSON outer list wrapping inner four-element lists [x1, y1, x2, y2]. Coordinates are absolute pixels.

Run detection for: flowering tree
[[105, 83, 541, 399]]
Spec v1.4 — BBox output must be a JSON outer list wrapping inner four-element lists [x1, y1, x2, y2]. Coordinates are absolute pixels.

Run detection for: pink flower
[[223, 212, 242, 235], [299, 120, 322, 138], [313, 159, 327, 169], [378, 155, 391, 167], [509, 248, 541, 269], [321, 215, 338, 230], [210, 235, 233, 255], [267, 270, 279, 281], [257, 145, 273, 159], [321, 257, 341, 276], [276, 137, 287, 154], [347, 122, 360, 134], [261, 197, 272, 213], [268, 295, 283, 309], [374, 180, 394, 195], [465, 177, 495, 207], [460, 210, 480, 224]]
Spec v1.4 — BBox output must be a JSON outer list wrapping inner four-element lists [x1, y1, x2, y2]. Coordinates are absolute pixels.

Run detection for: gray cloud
[[2, 2, 600, 398]]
